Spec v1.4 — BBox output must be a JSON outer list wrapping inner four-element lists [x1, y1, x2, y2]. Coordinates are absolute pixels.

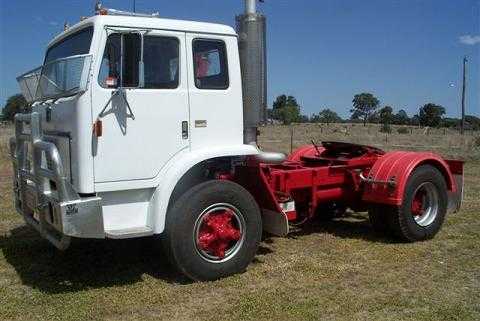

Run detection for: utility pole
[[133, 0, 136, 12], [461, 56, 467, 135]]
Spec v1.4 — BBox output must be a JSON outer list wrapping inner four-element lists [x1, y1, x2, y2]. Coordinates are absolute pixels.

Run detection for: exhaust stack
[[236, 0, 267, 144]]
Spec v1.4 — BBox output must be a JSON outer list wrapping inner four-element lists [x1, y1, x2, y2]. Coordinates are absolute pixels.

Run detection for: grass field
[[258, 123, 480, 160], [1, 124, 479, 321]]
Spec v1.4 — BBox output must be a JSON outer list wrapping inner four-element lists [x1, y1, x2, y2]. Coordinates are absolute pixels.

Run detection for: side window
[[193, 39, 229, 89], [98, 33, 140, 88], [143, 36, 179, 89], [98, 34, 179, 89]]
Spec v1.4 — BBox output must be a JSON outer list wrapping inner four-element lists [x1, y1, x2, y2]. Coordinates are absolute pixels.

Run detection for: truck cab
[[12, 12, 260, 246]]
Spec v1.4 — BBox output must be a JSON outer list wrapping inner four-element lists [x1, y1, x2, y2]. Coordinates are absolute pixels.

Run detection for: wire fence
[[259, 123, 480, 160]]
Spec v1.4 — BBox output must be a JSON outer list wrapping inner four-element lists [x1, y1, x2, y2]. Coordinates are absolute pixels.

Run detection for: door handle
[[182, 121, 188, 139]]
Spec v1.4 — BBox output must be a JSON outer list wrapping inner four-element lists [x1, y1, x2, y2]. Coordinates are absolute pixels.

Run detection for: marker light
[[93, 119, 103, 137], [105, 76, 118, 88]]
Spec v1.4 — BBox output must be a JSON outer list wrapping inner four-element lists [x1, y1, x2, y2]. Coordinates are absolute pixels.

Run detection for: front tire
[[162, 180, 262, 281]]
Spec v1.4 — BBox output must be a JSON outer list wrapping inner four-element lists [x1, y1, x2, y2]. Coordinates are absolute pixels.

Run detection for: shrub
[[397, 127, 409, 134], [474, 136, 480, 148], [380, 123, 391, 133]]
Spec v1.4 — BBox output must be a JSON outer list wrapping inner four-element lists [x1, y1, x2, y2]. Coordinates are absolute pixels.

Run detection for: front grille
[[46, 154, 54, 170]]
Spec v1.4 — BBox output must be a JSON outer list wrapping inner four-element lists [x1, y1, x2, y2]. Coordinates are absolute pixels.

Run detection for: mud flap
[[446, 160, 464, 213], [448, 173, 464, 213], [261, 209, 289, 236]]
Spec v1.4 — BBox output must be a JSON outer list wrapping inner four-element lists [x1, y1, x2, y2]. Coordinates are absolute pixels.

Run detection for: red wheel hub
[[197, 210, 242, 259], [411, 189, 426, 216]]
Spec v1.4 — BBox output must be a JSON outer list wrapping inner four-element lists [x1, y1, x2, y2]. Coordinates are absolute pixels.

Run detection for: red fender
[[362, 151, 456, 206], [287, 145, 325, 162]]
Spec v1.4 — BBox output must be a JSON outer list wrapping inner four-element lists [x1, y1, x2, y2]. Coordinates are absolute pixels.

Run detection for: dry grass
[[0, 125, 13, 173], [258, 123, 480, 161], [0, 124, 479, 321]]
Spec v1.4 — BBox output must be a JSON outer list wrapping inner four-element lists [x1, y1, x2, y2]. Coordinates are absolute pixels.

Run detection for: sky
[[0, 0, 479, 118]]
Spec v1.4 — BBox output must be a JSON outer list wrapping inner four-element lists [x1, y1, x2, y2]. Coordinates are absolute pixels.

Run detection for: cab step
[[105, 227, 154, 239]]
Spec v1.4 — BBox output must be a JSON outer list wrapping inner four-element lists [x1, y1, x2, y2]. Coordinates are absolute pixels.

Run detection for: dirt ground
[[1, 124, 479, 321]]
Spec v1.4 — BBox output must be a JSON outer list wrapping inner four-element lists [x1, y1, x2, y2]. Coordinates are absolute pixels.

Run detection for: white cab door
[[92, 29, 189, 183], [185, 33, 244, 150]]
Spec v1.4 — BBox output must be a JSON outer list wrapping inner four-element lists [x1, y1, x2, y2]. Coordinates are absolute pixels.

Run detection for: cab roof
[[48, 14, 237, 48]]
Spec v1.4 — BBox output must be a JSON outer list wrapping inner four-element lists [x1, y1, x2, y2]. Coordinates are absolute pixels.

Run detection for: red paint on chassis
[[233, 142, 460, 222]]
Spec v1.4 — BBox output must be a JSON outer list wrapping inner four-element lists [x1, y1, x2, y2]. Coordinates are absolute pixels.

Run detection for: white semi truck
[[10, 1, 463, 281]]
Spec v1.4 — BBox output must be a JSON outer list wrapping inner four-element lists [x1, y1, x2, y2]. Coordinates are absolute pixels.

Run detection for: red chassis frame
[[233, 142, 463, 222]]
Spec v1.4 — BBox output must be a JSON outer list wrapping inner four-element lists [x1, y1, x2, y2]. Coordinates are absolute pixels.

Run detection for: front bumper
[[10, 112, 104, 250]]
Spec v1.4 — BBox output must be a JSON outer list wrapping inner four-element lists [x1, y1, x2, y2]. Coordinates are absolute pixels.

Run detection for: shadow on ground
[[0, 225, 191, 293], [1, 212, 394, 294], [288, 212, 399, 244]]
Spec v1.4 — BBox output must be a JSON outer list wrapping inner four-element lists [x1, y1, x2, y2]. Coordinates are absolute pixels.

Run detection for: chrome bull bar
[[10, 112, 104, 250]]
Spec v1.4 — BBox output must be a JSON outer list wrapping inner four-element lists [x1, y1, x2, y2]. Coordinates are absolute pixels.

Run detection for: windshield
[[45, 26, 94, 63], [17, 26, 94, 103]]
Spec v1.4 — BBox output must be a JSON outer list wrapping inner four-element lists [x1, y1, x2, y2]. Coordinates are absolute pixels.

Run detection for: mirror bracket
[[98, 88, 135, 120]]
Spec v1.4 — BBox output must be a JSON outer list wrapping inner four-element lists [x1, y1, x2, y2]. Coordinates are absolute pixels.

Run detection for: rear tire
[[383, 165, 448, 242], [162, 180, 262, 281]]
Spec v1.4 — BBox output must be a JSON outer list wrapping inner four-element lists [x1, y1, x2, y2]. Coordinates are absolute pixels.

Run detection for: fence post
[[290, 125, 294, 154]]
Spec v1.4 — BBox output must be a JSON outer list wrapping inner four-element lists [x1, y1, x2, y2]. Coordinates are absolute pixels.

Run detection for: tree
[[266, 108, 274, 120], [418, 103, 445, 127], [272, 95, 286, 111], [2, 94, 27, 122], [312, 108, 342, 124], [393, 109, 410, 125], [350, 93, 380, 126], [441, 118, 460, 128], [272, 94, 301, 125], [379, 106, 394, 125], [465, 115, 480, 131], [276, 105, 301, 125], [378, 106, 393, 133], [411, 115, 420, 126], [273, 95, 299, 111], [297, 114, 310, 123]]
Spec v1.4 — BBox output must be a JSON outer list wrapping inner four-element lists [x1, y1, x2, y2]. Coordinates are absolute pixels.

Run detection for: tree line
[[1, 94, 28, 122], [267, 93, 480, 130], [1, 92, 479, 131]]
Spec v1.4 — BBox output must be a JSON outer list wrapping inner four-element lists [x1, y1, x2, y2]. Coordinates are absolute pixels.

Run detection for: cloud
[[459, 34, 480, 45], [33, 16, 59, 27]]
